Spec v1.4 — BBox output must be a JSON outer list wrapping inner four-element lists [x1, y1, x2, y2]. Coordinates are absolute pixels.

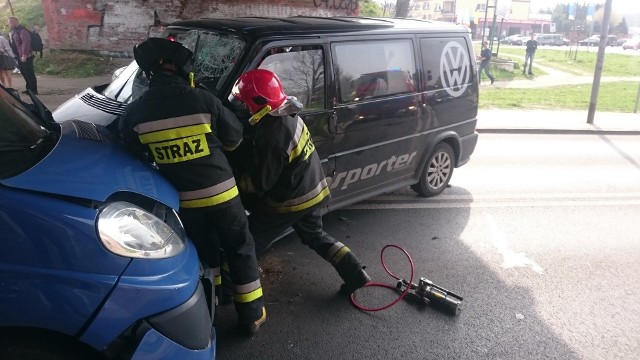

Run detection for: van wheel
[[411, 142, 454, 197]]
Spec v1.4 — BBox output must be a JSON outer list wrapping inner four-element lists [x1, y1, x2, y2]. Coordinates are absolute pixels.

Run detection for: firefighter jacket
[[119, 73, 243, 208], [249, 113, 330, 213]]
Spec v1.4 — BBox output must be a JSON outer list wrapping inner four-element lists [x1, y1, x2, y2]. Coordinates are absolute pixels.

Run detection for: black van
[[54, 16, 479, 211]]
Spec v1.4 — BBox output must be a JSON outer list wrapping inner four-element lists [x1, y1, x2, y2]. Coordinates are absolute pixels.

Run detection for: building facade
[[41, 0, 360, 55], [408, 0, 552, 39]]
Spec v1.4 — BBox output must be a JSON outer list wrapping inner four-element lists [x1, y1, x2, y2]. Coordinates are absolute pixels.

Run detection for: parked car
[[500, 34, 526, 45], [54, 16, 479, 207], [578, 35, 600, 46], [562, 37, 571, 46], [536, 33, 564, 46], [622, 38, 640, 50], [578, 35, 618, 46], [0, 86, 216, 359]]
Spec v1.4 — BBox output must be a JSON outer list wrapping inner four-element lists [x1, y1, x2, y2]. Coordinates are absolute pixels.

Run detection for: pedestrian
[[7, 16, 37, 94], [0, 33, 16, 88], [523, 33, 537, 76], [229, 69, 371, 296], [478, 41, 495, 85], [118, 38, 266, 335]]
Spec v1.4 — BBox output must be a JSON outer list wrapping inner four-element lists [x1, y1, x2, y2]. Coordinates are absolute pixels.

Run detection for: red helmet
[[230, 69, 287, 114]]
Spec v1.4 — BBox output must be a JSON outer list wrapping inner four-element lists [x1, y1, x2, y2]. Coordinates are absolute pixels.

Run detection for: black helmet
[[133, 37, 193, 79]]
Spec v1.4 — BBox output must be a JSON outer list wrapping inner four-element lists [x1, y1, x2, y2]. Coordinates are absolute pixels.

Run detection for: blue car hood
[[2, 121, 179, 209]]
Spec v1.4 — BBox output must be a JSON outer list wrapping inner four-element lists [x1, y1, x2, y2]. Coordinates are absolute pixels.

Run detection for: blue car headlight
[[97, 201, 185, 259]]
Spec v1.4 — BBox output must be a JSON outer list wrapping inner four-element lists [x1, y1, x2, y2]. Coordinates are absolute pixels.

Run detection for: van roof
[[167, 16, 468, 38]]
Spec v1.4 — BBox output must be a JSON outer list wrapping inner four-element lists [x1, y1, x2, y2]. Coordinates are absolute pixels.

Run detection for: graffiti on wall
[[313, 0, 358, 14]]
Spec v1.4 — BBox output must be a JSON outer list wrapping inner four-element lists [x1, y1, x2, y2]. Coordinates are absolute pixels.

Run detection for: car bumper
[[130, 281, 216, 360], [458, 131, 479, 167]]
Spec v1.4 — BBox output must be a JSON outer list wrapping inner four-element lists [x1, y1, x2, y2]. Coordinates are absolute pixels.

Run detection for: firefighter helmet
[[229, 69, 287, 114], [133, 37, 193, 77]]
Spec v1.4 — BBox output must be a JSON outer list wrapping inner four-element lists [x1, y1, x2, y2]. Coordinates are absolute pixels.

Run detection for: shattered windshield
[[102, 31, 245, 102], [172, 30, 246, 93]]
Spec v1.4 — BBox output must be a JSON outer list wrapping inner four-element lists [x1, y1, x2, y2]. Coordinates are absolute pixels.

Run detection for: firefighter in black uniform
[[228, 69, 371, 295], [118, 38, 266, 334]]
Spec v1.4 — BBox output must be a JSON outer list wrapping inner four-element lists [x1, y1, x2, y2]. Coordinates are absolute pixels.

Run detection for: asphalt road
[[215, 133, 640, 359]]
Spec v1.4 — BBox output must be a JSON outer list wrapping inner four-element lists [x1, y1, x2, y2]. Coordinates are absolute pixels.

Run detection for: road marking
[[343, 193, 640, 210], [485, 213, 545, 274]]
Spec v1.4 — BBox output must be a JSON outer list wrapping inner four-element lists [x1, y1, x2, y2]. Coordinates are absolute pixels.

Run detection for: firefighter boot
[[242, 306, 267, 335], [335, 252, 371, 295]]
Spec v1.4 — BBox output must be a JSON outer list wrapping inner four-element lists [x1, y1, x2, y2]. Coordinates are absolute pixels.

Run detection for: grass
[[33, 51, 124, 77], [497, 46, 640, 77], [0, 0, 44, 33], [479, 81, 640, 112]]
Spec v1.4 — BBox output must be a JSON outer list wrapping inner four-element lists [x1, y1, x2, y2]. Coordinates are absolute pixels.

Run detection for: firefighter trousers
[[249, 206, 366, 286], [180, 196, 264, 324]]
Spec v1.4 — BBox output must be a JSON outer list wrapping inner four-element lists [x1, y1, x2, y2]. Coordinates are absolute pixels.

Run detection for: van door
[[328, 38, 421, 205], [251, 43, 335, 201]]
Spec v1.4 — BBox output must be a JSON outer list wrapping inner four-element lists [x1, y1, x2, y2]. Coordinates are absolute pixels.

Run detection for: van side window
[[259, 46, 325, 111], [420, 38, 473, 91], [332, 40, 416, 103]]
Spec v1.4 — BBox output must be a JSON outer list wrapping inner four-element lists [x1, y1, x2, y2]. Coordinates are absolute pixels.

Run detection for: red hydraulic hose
[[349, 244, 415, 312]]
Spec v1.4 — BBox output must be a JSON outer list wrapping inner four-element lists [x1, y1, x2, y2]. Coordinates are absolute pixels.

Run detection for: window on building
[[476, 3, 486, 11], [332, 40, 416, 103]]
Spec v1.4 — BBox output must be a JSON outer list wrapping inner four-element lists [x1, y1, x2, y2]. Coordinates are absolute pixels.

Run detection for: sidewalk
[[477, 109, 640, 135], [11, 71, 640, 135]]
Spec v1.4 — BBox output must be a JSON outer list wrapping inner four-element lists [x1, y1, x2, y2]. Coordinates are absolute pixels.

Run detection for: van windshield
[[102, 30, 246, 103], [171, 30, 246, 93]]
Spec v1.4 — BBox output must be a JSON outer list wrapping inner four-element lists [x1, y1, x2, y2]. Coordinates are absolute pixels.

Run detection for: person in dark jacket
[[523, 33, 537, 75], [478, 41, 495, 85], [118, 38, 265, 335], [8, 16, 37, 94], [229, 69, 371, 296]]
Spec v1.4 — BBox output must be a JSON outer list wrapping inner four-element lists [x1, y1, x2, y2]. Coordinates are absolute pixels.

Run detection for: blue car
[[0, 86, 216, 359]]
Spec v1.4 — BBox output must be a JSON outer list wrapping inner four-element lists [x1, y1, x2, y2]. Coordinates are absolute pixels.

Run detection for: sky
[[515, 0, 639, 14]]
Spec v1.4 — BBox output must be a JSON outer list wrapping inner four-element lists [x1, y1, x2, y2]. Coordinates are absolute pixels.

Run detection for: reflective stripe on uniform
[[287, 117, 314, 163], [212, 267, 222, 286], [272, 178, 330, 213], [134, 113, 211, 139], [233, 279, 263, 304], [179, 178, 239, 208], [137, 123, 212, 144], [326, 242, 351, 264], [223, 138, 243, 152]]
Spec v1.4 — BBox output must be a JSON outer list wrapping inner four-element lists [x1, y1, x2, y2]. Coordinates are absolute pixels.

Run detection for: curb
[[476, 128, 640, 135]]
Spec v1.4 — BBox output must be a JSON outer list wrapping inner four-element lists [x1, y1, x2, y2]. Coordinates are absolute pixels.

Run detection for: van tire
[[411, 142, 454, 197]]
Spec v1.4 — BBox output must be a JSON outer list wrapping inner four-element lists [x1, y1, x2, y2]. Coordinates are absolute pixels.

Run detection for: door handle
[[328, 113, 337, 134]]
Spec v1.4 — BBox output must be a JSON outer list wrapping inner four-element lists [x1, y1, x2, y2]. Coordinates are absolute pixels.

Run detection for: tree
[[360, 0, 384, 17], [551, 4, 571, 33], [395, 0, 411, 18], [614, 17, 628, 36]]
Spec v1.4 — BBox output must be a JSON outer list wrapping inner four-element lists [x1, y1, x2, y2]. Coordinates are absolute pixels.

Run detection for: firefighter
[[228, 68, 371, 295], [118, 38, 265, 335]]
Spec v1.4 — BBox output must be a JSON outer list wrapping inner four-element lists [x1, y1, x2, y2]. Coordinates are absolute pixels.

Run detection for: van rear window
[[420, 38, 473, 92], [332, 40, 416, 103]]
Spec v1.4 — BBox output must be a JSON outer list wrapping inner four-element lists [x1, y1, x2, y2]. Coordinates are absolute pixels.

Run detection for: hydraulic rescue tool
[[348, 244, 463, 315], [395, 277, 463, 315]]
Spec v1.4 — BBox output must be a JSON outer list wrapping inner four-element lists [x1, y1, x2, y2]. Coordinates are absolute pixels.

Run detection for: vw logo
[[440, 41, 470, 97]]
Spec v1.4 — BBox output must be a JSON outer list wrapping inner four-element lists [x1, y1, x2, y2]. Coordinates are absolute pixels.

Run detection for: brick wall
[[42, 0, 360, 56]]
